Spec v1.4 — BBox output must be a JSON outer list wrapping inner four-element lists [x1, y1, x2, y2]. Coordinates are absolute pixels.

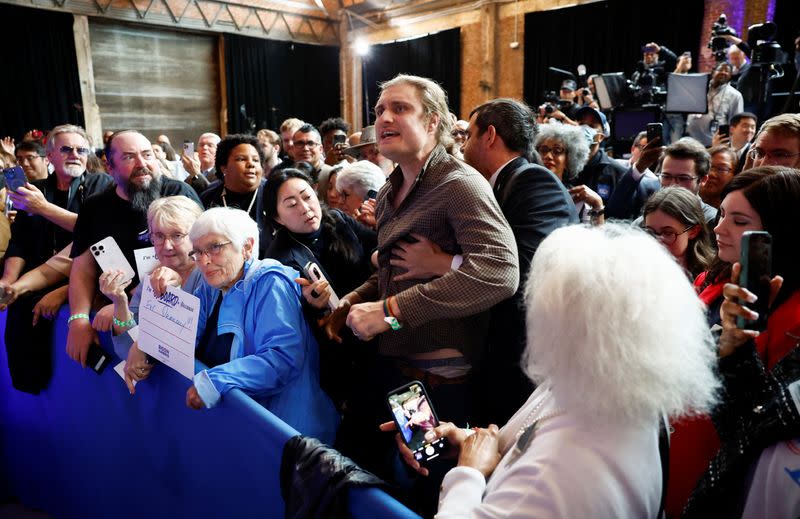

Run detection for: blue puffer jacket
[[193, 257, 339, 444]]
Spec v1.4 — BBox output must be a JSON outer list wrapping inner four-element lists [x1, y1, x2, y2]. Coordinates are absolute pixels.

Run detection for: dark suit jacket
[[480, 157, 579, 424], [606, 166, 661, 220]]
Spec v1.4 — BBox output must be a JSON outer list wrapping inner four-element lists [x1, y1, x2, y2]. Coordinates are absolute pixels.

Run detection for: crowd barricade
[[0, 307, 420, 519]]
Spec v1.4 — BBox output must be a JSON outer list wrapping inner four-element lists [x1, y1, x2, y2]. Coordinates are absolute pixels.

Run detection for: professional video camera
[[628, 63, 667, 106], [540, 90, 573, 114], [707, 14, 738, 62], [748, 21, 788, 66]]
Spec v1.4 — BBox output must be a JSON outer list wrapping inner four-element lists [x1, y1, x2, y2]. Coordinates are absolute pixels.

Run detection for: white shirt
[[436, 386, 662, 519]]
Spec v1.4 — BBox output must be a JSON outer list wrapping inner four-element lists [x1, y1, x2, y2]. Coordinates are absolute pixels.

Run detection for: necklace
[[512, 389, 564, 460], [221, 187, 257, 216]]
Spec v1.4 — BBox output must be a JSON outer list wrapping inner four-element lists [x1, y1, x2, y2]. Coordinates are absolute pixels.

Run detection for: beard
[[63, 164, 84, 177], [126, 167, 162, 213]]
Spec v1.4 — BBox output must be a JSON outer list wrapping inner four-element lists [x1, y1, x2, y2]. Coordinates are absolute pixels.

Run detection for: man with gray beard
[[0, 124, 114, 393], [65, 130, 201, 367]]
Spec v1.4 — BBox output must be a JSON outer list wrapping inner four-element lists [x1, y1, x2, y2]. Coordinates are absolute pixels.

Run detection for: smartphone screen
[[387, 381, 447, 464], [718, 124, 730, 137], [737, 231, 772, 331]]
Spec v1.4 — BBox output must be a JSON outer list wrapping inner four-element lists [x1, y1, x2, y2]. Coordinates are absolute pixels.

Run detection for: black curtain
[[772, 0, 799, 95], [523, 0, 704, 106], [224, 34, 340, 134], [363, 28, 461, 125], [0, 4, 84, 140]]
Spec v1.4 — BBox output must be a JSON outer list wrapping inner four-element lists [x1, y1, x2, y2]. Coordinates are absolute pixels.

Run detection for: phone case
[[3, 166, 26, 192], [737, 231, 772, 331], [303, 261, 341, 310], [91, 236, 136, 283]]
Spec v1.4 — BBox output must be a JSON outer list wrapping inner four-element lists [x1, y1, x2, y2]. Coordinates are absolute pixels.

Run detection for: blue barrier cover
[[0, 307, 420, 519]]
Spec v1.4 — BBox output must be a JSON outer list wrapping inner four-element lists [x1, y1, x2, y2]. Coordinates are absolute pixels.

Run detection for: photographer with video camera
[[632, 42, 678, 91]]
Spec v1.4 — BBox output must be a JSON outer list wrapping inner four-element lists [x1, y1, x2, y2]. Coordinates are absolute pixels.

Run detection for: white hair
[[198, 132, 221, 144], [336, 160, 386, 199], [534, 124, 590, 182], [189, 207, 258, 256], [522, 223, 720, 424]]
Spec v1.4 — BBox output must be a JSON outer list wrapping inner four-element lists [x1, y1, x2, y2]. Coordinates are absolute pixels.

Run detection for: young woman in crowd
[[533, 123, 605, 224], [642, 186, 715, 279], [667, 166, 800, 517], [264, 168, 376, 407], [385, 223, 720, 517]]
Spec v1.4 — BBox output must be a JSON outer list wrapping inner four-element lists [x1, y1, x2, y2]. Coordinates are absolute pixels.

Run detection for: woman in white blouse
[[386, 223, 721, 518]]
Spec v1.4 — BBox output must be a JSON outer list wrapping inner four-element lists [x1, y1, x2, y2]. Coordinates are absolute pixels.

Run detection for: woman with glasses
[[533, 124, 605, 224], [264, 168, 376, 408], [98, 196, 204, 392], [642, 187, 714, 279], [667, 167, 800, 517], [185, 207, 338, 441]]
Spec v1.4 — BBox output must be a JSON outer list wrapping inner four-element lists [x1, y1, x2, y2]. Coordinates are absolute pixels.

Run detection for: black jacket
[[478, 158, 579, 425], [7, 171, 115, 271], [266, 209, 376, 297]]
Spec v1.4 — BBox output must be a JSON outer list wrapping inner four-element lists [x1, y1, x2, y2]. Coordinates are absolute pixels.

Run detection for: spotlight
[[354, 38, 370, 57]]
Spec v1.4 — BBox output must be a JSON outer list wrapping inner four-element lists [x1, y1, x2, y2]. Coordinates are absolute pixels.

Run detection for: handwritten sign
[[137, 283, 200, 380]]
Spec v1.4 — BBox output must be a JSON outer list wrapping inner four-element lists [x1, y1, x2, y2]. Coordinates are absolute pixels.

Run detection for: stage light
[[354, 38, 370, 57]]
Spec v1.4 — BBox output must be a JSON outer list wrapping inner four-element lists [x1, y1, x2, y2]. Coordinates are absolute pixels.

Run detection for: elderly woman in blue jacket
[[187, 207, 339, 444]]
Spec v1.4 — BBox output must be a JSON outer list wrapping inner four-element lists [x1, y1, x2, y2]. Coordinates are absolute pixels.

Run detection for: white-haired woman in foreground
[[385, 223, 720, 518]]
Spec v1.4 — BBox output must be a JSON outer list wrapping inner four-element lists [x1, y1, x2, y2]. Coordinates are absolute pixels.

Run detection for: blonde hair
[[379, 74, 454, 150], [147, 196, 203, 234]]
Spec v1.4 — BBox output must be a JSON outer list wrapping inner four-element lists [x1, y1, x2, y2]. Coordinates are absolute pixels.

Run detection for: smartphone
[[91, 236, 136, 284], [365, 189, 378, 201], [737, 231, 772, 331], [646, 123, 663, 145], [3, 166, 27, 192], [718, 124, 730, 138], [303, 261, 340, 311], [86, 343, 112, 374], [387, 381, 448, 464], [183, 141, 194, 157], [4, 197, 12, 218], [333, 134, 347, 146]]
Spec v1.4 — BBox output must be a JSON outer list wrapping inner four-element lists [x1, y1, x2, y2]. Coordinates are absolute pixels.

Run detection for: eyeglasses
[[293, 140, 320, 149], [59, 145, 90, 156], [748, 147, 800, 162], [451, 130, 467, 138], [709, 164, 732, 174], [188, 241, 231, 262], [16, 154, 44, 163], [151, 232, 187, 245], [536, 145, 566, 156], [657, 173, 698, 184], [645, 225, 694, 245]]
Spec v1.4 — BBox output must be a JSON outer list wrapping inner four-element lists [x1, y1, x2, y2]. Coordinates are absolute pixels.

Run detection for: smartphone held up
[[387, 381, 448, 464], [737, 231, 772, 331]]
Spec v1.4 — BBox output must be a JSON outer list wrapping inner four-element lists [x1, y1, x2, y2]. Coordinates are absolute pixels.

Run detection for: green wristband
[[113, 315, 136, 328], [67, 313, 90, 325]]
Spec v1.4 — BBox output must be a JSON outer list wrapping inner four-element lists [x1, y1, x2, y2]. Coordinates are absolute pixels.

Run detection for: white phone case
[[91, 236, 136, 283], [304, 261, 340, 310]]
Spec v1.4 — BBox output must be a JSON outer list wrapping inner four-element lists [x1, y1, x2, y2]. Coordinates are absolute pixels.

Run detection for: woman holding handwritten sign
[[99, 196, 203, 391]]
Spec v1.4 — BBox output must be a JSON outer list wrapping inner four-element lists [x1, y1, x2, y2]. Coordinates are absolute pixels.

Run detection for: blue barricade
[[0, 307, 419, 519]]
